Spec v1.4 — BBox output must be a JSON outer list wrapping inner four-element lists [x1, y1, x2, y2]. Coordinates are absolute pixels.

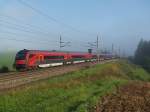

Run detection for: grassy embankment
[[0, 60, 150, 112]]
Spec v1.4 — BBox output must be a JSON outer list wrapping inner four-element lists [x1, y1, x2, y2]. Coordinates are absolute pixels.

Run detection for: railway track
[[0, 60, 116, 91]]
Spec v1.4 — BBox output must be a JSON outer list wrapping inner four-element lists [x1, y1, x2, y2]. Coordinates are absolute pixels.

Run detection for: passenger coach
[[14, 49, 96, 70]]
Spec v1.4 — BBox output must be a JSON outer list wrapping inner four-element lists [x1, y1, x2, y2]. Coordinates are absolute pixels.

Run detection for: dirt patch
[[94, 82, 150, 112]]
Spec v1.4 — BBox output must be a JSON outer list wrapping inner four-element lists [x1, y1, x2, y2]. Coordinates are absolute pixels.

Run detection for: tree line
[[133, 39, 150, 72]]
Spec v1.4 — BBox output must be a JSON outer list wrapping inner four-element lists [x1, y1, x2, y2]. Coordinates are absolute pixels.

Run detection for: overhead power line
[[17, 0, 96, 37], [0, 36, 57, 45], [0, 25, 58, 44], [0, 22, 87, 46], [0, 13, 94, 50], [0, 14, 58, 37], [0, 19, 59, 42], [0, 19, 57, 38], [0, 14, 89, 45], [0, 30, 58, 44]]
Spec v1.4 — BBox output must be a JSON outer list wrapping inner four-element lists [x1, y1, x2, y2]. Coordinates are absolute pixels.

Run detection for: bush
[[0, 66, 9, 73]]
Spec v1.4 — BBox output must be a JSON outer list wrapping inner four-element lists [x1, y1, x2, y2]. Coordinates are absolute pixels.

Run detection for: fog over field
[[0, 0, 150, 56]]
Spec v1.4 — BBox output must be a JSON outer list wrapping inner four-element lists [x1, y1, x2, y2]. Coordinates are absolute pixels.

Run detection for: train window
[[44, 56, 64, 60], [15, 50, 28, 60], [16, 52, 26, 60]]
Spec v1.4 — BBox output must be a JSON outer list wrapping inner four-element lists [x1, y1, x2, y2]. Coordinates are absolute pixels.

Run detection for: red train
[[14, 49, 98, 70]]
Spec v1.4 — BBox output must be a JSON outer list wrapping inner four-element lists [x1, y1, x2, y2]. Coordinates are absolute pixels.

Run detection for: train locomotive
[[14, 49, 99, 70]]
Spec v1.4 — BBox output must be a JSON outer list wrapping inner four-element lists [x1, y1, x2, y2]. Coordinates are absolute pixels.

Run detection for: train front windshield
[[16, 50, 27, 60]]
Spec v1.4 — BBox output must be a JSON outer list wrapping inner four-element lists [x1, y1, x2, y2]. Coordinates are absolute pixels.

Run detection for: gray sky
[[0, 0, 150, 56]]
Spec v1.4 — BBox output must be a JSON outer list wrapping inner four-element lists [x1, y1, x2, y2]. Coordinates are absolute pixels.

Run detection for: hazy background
[[0, 0, 150, 56]]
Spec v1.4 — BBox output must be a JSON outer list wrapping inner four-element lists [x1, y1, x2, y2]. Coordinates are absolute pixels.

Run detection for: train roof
[[18, 49, 91, 55], [18, 49, 114, 56]]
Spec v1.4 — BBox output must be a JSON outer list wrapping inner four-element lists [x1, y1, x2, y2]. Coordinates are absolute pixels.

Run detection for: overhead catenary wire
[[0, 14, 89, 45], [0, 19, 57, 37], [0, 22, 88, 46], [0, 36, 88, 50], [0, 14, 59, 37], [0, 0, 95, 49], [17, 0, 96, 37], [0, 0, 102, 54], [0, 30, 59, 44], [0, 20, 59, 42], [0, 36, 57, 45], [0, 25, 88, 49]]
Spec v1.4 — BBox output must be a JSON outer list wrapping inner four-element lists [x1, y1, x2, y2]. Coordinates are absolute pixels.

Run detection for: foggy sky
[[0, 0, 150, 56]]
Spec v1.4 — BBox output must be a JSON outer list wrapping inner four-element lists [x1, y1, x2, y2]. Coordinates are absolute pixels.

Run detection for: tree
[[134, 39, 150, 72]]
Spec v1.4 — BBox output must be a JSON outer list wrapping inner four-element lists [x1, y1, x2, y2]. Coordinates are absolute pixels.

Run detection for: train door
[[38, 55, 44, 65], [28, 54, 35, 66]]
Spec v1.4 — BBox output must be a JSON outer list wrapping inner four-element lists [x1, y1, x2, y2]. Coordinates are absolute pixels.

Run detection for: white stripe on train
[[38, 59, 99, 68], [73, 60, 85, 64], [38, 62, 63, 68]]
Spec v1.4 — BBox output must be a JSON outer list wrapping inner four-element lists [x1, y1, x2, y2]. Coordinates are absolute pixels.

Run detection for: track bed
[[0, 60, 114, 91]]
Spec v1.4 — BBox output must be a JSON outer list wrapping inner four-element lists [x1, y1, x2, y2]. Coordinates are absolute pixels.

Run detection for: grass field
[[0, 60, 150, 112], [0, 52, 16, 71]]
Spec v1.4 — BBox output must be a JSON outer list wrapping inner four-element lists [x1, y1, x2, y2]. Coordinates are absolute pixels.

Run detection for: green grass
[[118, 60, 150, 81], [0, 60, 150, 112]]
